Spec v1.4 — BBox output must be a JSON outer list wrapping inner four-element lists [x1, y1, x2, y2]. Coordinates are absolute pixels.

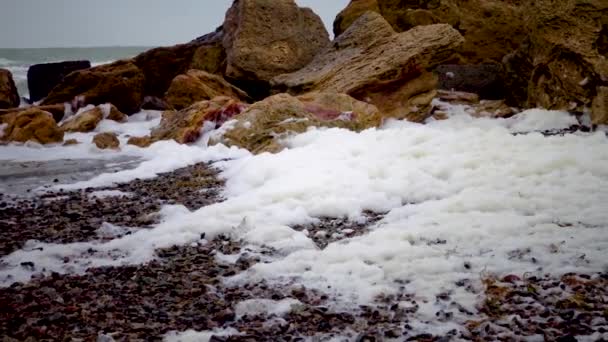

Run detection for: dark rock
[[27, 61, 91, 102], [0, 68, 20, 109], [141, 96, 171, 111], [436, 64, 505, 100]]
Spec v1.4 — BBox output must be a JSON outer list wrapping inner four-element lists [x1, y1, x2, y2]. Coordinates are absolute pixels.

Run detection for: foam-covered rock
[[272, 12, 464, 122], [41, 60, 145, 115], [0, 68, 19, 109], [60, 104, 126, 133], [165, 70, 250, 110], [214, 92, 382, 154], [151, 96, 247, 144], [0, 108, 63, 144]]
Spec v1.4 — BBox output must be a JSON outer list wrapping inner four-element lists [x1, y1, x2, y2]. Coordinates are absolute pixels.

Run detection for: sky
[[0, 0, 349, 48]]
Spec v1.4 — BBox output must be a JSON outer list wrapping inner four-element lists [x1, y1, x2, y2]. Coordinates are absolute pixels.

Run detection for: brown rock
[[335, 0, 527, 63], [134, 43, 203, 98], [93, 132, 120, 150], [41, 60, 145, 115], [127, 136, 152, 148], [436, 90, 480, 104], [60, 104, 126, 133], [151, 96, 247, 144], [0, 109, 63, 144], [165, 70, 251, 110], [0, 68, 19, 109], [190, 43, 226, 75], [222, 0, 330, 98], [214, 93, 382, 154], [333, 0, 379, 37], [103, 104, 128, 122], [272, 12, 464, 122], [592, 87, 608, 125], [60, 107, 103, 133], [0, 104, 66, 123], [63, 138, 79, 146], [504, 0, 608, 117], [376, 0, 527, 63]]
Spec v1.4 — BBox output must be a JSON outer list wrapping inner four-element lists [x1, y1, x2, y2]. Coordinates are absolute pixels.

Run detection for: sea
[[0, 47, 151, 101]]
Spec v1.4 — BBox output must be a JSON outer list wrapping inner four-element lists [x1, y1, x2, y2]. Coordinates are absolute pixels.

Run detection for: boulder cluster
[[0, 0, 606, 151]]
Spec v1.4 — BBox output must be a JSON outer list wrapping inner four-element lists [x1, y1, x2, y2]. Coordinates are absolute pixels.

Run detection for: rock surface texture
[[0, 109, 63, 144], [214, 92, 382, 154], [27, 61, 91, 102], [272, 12, 464, 122], [92, 132, 120, 150], [504, 0, 608, 124], [41, 60, 145, 115], [151, 96, 246, 144], [222, 0, 330, 98], [0, 68, 20, 109], [335, 0, 526, 64], [165, 70, 251, 110]]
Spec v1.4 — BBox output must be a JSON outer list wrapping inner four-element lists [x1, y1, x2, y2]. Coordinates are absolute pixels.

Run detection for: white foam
[[164, 328, 240, 342], [234, 298, 302, 318], [0, 123, 7, 139], [1, 106, 607, 333]]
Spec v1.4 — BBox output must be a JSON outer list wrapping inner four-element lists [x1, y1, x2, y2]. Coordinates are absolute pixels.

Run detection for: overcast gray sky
[[0, 0, 348, 48]]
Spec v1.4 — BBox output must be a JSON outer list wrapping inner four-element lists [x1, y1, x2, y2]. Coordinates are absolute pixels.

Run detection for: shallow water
[[0, 156, 142, 199]]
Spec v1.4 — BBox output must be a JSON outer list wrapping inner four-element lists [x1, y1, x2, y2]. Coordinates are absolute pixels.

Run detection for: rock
[[41, 60, 145, 115], [333, 0, 379, 37], [592, 87, 608, 125], [0, 104, 66, 123], [436, 90, 480, 104], [0, 68, 19, 109], [376, 0, 527, 63], [469, 100, 516, 118], [165, 70, 251, 110], [503, 0, 608, 118], [272, 12, 464, 122], [27, 61, 91, 102], [436, 64, 505, 100], [127, 136, 152, 148], [214, 92, 382, 154], [92, 132, 120, 150], [60, 104, 126, 133], [63, 139, 79, 146], [133, 43, 203, 98], [141, 96, 171, 111], [190, 29, 227, 75], [222, 0, 330, 98], [0, 108, 63, 144], [151, 96, 246, 144]]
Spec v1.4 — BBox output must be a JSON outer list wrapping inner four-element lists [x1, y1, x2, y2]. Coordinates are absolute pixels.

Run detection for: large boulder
[[150, 96, 247, 144], [27, 61, 91, 102], [0, 108, 63, 144], [60, 104, 126, 133], [336, 0, 526, 64], [41, 60, 145, 115], [214, 92, 382, 154], [164, 70, 251, 110], [333, 0, 379, 37], [503, 0, 608, 124], [222, 0, 330, 98], [190, 29, 227, 75], [133, 43, 203, 98], [272, 12, 464, 122], [0, 68, 19, 109]]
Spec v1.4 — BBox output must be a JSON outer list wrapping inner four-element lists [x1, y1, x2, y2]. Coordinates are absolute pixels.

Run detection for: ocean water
[[0, 47, 151, 101]]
